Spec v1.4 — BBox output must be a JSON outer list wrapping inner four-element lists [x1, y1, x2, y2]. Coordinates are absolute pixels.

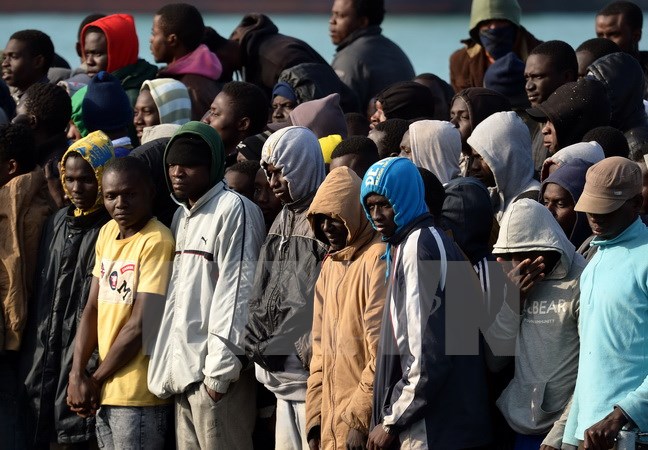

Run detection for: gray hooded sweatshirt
[[467, 111, 540, 223], [488, 199, 585, 447]]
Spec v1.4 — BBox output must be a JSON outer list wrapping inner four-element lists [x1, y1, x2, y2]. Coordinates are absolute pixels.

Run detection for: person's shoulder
[[142, 218, 174, 243]]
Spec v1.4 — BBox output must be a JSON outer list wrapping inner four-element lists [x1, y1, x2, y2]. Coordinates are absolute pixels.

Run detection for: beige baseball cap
[[575, 156, 642, 214]]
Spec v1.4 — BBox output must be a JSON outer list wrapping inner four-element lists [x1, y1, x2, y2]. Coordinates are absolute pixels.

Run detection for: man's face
[[541, 121, 559, 154], [369, 100, 387, 129], [64, 155, 98, 212], [150, 15, 173, 64], [102, 170, 152, 231], [449, 97, 471, 150], [524, 54, 565, 106], [2, 39, 43, 90], [83, 31, 108, 77], [314, 213, 348, 252], [168, 163, 212, 206], [202, 92, 241, 151], [133, 90, 160, 140], [586, 197, 641, 240], [254, 168, 283, 226], [271, 95, 296, 124], [329, 0, 366, 46], [225, 169, 254, 200], [467, 148, 496, 188], [542, 182, 576, 237], [264, 162, 293, 204], [399, 129, 411, 159], [595, 13, 639, 54], [365, 193, 397, 238]]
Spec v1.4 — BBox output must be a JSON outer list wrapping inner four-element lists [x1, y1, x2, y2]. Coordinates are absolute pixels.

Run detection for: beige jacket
[[305, 167, 387, 449]]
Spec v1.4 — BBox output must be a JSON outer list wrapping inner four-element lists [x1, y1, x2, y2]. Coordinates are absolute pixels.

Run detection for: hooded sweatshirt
[[289, 93, 348, 139], [467, 111, 540, 222], [82, 14, 158, 107], [409, 120, 461, 184], [234, 13, 329, 97], [20, 134, 114, 446], [246, 126, 328, 400], [305, 167, 387, 449], [140, 79, 191, 127], [375, 81, 436, 121], [586, 52, 648, 160], [540, 141, 604, 181], [540, 159, 593, 249], [148, 121, 265, 397], [489, 199, 585, 447], [158, 44, 224, 121], [526, 78, 611, 153], [449, 0, 542, 92], [360, 157, 492, 447]]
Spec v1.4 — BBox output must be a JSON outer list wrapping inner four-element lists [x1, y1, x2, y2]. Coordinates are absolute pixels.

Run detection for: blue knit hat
[[483, 52, 528, 108], [82, 71, 132, 132]]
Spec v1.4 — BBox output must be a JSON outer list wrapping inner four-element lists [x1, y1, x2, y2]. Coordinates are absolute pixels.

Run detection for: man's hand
[[366, 424, 395, 450], [204, 384, 224, 403], [584, 408, 628, 450], [308, 438, 320, 450], [346, 428, 366, 450], [497, 256, 545, 303], [67, 373, 100, 418]]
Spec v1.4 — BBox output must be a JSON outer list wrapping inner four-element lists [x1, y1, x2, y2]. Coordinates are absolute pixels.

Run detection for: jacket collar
[[336, 25, 381, 51], [388, 212, 435, 246], [172, 181, 224, 215]]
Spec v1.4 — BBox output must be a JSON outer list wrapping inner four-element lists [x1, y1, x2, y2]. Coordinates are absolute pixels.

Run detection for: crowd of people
[[1, 0, 648, 449]]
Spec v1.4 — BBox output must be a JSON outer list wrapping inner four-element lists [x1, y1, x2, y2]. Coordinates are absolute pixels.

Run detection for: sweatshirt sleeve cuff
[[203, 376, 230, 394]]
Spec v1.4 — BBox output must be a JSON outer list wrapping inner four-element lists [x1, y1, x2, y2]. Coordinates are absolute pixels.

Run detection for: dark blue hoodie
[[361, 158, 492, 448]]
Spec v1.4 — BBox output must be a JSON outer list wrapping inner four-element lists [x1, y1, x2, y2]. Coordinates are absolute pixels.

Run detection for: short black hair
[[529, 40, 578, 76], [9, 29, 55, 71], [598, 1, 643, 31], [78, 13, 106, 40], [345, 112, 370, 136], [104, 156, 154, 188], [220, 81, 269, 135], [227, 160, 260, 180], [22, 83, 71, 134], [576, 38, 621, 60], [352, 0, 385, 26], [582, 126, 630, 158], [373, 118, 409, 159], [331, 136, 378, 161], [156, 3, 205, 51], [0, 123, 36, 174], [418, 167, 445, 222]]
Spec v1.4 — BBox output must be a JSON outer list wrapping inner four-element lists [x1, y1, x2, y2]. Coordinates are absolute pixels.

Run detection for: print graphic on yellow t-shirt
[[99, 259, 136, 305]]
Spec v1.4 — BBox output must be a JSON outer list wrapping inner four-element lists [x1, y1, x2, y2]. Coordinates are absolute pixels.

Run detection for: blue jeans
[[95, 404, 172, 450]]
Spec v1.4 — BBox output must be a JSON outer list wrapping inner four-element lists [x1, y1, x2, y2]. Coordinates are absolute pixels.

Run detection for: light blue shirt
[[563, 218, 648, 444]]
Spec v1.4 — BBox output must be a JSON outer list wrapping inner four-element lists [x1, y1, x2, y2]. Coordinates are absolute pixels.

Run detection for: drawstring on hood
[[60, 130, 115, 217], [409, 120, 461, 184], [361, 157, 429, 278]]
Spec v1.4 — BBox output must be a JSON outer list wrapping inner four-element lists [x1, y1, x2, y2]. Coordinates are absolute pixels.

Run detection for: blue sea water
[[0, 12, 641, 82]]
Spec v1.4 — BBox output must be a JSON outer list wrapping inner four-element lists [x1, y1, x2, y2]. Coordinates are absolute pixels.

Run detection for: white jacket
[[148, 182, 265, 397]]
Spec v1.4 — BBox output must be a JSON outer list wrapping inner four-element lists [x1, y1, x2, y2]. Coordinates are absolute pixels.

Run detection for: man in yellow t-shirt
[[67, 157, 174, 449]]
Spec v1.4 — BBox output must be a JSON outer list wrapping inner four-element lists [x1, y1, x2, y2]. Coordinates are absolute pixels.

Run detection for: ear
[[359, 16, 370, 29], [32, 54, 46, 71], [632, 193, 644, 211], [76, 42, 82, 58], [167, 33, 178, 48], [6, 159, 18, 177], [28, 114, 38, 130], [633, 28, 642, 45], [237, 116, 251, 133]]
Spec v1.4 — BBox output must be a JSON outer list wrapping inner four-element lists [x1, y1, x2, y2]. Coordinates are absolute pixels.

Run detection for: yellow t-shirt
[[92, 218, 174, 406]]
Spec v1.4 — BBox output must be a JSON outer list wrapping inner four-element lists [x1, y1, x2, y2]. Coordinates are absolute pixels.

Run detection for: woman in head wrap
[[134, 78, 192, 141]]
